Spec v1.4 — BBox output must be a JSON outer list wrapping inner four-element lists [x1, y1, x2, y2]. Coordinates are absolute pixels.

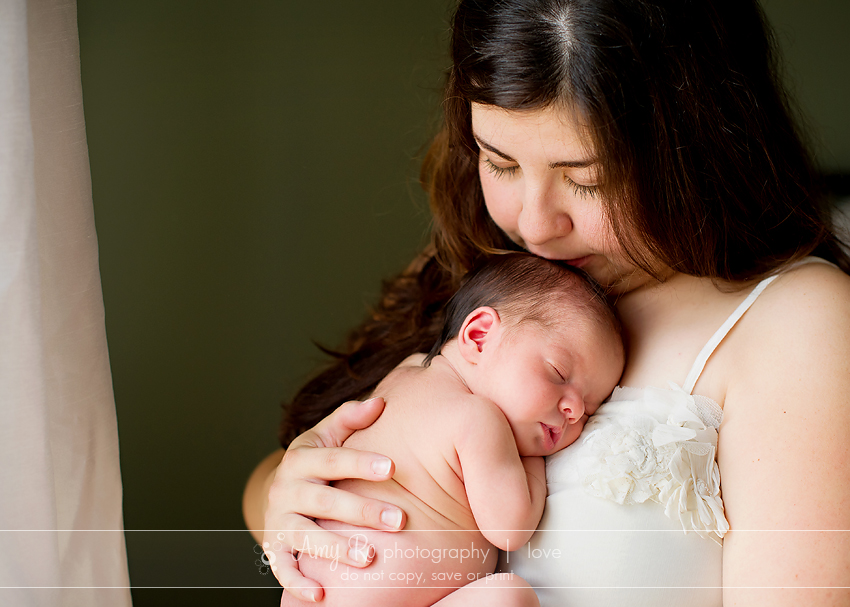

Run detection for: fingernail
[[348, 544, 375, 565], [380, 508, 402, 530], [361, 397, 380, 406], [301, 589, 318, 602], [371, 457, 392, 477]]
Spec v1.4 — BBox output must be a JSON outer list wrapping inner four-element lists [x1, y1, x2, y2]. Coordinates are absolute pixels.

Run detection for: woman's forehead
[[470, 103, 595, 162]]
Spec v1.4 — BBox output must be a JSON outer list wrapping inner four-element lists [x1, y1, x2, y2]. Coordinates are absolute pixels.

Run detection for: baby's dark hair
[[423, 253, 619, 365]]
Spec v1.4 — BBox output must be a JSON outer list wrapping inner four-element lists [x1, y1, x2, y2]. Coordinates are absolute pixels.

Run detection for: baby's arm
[[455, 399, 547, 551]]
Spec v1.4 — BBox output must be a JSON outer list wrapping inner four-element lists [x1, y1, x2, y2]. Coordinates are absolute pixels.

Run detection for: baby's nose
[[560, 394, 586, 423]]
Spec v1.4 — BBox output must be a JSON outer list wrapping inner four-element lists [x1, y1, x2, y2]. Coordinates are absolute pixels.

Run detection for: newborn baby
[[283, 253, 624, 606]]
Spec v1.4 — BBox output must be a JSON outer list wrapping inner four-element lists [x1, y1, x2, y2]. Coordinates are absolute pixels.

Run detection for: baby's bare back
[[342, 361, 484, 531], [285, 361, 501, 606]]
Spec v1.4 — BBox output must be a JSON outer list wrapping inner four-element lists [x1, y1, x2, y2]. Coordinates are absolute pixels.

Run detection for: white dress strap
[[681, 256, 836, 394], [682, 275, 777, 393]]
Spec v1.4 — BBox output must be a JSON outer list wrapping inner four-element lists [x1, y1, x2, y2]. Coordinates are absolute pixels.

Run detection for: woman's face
[[471, 103, 652, 292]]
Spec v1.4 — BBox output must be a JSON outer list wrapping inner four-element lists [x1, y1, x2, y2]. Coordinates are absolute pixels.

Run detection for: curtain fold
[[0, 0, 131, 604]]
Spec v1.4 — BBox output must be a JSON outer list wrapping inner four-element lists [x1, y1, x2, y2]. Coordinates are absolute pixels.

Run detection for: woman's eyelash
[[565, 176, 599, 199], [484, 157, 599, 199], [482, 156, 599, 199], [482, 157, 518, 178]]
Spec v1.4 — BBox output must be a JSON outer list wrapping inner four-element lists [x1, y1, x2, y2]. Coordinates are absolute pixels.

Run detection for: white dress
[[499, 264, 821, 606]]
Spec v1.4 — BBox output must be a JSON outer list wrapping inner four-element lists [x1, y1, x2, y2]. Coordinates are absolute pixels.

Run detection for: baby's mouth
[[541, 423, 563, 451]]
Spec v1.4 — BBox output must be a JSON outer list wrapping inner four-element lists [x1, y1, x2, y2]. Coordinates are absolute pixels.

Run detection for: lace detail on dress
[[692, 395, 722, 429], [580, 383, 729, 544]]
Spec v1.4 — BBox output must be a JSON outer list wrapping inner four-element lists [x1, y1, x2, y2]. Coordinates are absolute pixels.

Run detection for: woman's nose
[[560, 393, 586, 424], [517, 181, 572, 246]]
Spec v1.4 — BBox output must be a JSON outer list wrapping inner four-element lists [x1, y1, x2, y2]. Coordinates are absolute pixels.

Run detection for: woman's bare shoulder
[[776, 262, 850, 293], [734, 260, 850, 348], [717, 262, 850, 594], [730, 263, 850, 379], [720, 259, 850, 424], [766, 258, 850, 303], [719, 260, 850, 516]]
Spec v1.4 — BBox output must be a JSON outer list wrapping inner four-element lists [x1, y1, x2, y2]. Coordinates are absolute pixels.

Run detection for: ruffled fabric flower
[[581, 383, 729, 544]]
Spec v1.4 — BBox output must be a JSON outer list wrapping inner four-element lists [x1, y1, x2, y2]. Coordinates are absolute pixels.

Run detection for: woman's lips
[[564, 255, 591, 268], [523, 245, 593, 268]]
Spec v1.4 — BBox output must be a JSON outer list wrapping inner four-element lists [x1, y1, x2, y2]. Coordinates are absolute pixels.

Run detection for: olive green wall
[[763, 0, 850, 173], [79, 1, 450, 604], [77, 1, 847, 605]]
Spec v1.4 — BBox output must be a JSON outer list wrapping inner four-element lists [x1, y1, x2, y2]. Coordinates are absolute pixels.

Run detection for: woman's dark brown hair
[[280, 0, 849, 446]]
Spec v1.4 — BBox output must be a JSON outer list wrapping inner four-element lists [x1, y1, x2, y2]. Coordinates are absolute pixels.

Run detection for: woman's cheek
[[480, 171, 520, 237]]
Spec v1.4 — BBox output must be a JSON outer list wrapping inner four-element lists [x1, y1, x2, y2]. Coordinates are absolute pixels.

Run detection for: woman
[[244, 0, 850, 604]]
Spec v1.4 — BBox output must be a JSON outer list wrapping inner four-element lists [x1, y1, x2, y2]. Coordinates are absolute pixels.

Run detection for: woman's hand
[[260, 397, 407, 602]]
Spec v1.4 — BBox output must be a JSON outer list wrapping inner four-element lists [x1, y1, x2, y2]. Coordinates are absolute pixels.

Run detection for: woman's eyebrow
[[473, 134, 517, 162], [472, 133, 596, 169]]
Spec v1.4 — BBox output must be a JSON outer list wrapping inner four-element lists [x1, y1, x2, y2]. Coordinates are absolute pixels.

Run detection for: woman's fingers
[[266, 515, 377, 568], [265, 546, 323, 603], [278, 443, 395, 484], [298, 397, 386, 449], [268, 480, 405, 535], [281, 578, 323, 604], [260, 395, 407, 601], [263, 509, 392, 601], [262, 517, 327, 601]]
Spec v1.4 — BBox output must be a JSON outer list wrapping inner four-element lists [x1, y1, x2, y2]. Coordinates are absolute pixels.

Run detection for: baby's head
[[425, 253, 624, 456]]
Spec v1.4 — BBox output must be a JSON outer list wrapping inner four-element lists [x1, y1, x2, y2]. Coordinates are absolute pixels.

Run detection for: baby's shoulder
[[450, 394, 515, 452], [426, 380, 506, 428], [371, 360, 432, 399], [458, 393, 511, 423], [406, 373, 510, 442], [379, 364, 498, 420]]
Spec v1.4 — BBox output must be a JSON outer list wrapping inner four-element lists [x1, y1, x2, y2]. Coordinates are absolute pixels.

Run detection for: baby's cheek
[[561, 418, 587, 448]]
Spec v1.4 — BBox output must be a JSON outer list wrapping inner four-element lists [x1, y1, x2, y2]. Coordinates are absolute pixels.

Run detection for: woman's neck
[[612, 271, 751, 393]]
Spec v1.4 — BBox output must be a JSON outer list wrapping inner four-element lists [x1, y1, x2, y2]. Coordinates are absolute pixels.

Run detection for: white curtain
[[0, 0, 132, 605]]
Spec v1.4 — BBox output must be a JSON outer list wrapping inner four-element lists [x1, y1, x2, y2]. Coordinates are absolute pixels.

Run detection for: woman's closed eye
[[483, 155, 599, 199], [564, 175, 599, 199], [482, 157, 519, 179]]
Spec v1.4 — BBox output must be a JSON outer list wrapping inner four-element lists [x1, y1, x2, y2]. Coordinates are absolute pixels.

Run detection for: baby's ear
[[457, 306, 501, 364]]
